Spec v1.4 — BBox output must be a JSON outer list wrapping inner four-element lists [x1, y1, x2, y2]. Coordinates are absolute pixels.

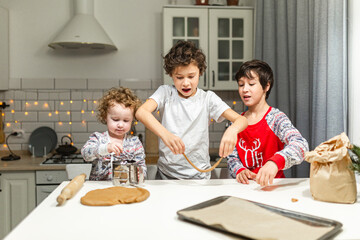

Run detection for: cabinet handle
[[212, 71, 215, 87], [204, 72, 207, 87]]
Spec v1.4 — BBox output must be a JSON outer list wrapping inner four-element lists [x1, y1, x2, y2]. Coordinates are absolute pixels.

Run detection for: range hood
[[48, 0, 117, 50]]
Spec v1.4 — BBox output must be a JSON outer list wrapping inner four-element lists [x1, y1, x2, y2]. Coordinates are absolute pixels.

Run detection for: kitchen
[[1, 0, 360, 239]]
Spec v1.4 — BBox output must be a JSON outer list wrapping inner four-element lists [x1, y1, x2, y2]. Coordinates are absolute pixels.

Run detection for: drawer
[[36, 170, 67, 184]]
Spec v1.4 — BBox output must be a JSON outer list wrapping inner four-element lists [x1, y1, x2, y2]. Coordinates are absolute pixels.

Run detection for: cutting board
[[0, 109, 4, 143]]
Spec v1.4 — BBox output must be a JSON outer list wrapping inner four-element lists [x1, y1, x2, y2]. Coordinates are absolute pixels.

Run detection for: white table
[[4, 178, 360, 240]]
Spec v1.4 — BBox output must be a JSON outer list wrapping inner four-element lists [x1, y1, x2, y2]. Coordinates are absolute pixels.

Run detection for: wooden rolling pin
[[57, 174, 86, 206]]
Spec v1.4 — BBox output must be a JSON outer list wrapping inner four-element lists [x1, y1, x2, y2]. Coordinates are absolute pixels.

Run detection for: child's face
[[106, 102, 134, 139], [238, 71, 269, 108], [171, 62, 199, 99]]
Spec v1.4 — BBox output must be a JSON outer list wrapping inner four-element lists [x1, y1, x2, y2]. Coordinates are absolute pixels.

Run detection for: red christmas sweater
[[227, 107, 309, 178]]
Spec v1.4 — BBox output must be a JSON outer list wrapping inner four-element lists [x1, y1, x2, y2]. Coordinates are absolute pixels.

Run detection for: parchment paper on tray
[[178, 197, 339, 240]]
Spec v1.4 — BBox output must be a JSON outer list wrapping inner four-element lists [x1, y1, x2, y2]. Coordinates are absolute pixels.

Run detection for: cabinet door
[[163, 7, 208, 88], [209, 9, 253, 90], [0, 7, 9, 90], [0, 172, 36, 239]]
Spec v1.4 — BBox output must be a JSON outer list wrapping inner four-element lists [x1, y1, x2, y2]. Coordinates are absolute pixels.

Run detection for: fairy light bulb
[[58, 122, 63, 126], [82, 120, 86, 124], [233, 101, 236, 105], [25, 112, 28, 116], [34, 101, 38, 106], [15, 121, 18, 123], [3, 144, 7, 148], [70, 100, 73, 104], [44, 103, 49, 108], [81, 110, 85, 114], [55, 111, 59, 115], [67, 111, 70, 115], [93, 100, 97, 104], [69, 122, 72, 125], [135, 121, 138, 125], [2, 112, 5, 116], [83, 99, 86, 102], [11, 110, 14, 113], [6, 123, 11, 127], [10, 99, 14, 103], [48, 113, 52, 117], [25, 102, 29, 106], [91, 110, 94, 114], [60, 102, 64, 106]]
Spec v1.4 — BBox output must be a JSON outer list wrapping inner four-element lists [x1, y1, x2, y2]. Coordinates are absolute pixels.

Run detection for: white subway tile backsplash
[[21, 122, 55, 132], [71, 122, 87, 132], [88, 78, 119, 90], [87, 122, 107, 133], [1, 83, 238, 151], [54, 122, 71, 132], [14, 90, 26, 100], [22, 78, 54, 89], [22, 101, 55, 111], [55, 78, 87, 89], [14, 111, 37, 121]]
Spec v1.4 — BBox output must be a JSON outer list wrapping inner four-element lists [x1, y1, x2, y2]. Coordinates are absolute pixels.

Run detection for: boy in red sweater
[[227, 60, 309, 186]]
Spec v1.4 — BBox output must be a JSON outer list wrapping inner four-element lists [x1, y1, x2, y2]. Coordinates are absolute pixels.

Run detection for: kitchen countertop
[[4, 177, 360, 240], [0, 151, 65, 171]]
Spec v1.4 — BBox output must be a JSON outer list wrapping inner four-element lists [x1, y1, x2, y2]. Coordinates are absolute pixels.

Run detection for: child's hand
[[161, 132, 185, 155], [236, 169, 257, 184], [219, 126, 238, 158], [107, 142, 123, 156], [256, 161, 278, 187]]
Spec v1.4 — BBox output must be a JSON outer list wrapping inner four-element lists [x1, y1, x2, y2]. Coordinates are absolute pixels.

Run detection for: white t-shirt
[[150, 85, 230, 179]]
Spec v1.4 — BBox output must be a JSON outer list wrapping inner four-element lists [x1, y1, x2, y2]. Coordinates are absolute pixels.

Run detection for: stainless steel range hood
[[48, 0, 117, 50]]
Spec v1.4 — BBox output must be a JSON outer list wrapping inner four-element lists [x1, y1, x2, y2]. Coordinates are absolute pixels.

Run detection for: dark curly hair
[[97, 87, 142, 124], [235, 59, 274, 99], [163, 40, 207, 76]]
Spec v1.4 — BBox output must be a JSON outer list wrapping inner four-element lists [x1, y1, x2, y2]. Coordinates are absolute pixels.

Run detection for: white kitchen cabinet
[[0, 7, 9, 90], [163, 6, 254, 90], [0, 171, 36, 239]]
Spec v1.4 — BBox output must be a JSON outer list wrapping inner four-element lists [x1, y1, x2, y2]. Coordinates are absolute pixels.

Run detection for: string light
[[11, 110, 14, 113], [67, 111, 70, 115], [82, 120, 86, 124], [93, 100, 97, 104], [6, 123, 10, 127], [91, 110, 94, 114], [58, 122, 63, 126], [43, 103, 49, 108], [34, 101, 38, 106], [69, 122, 72, 125], [83, 99, 86, 102], [3, 144, 7, 148], [25, 102, 29, 106], [233, 101, 236, 105], [15, 121, 18, 123], [70, 100, 73, 104], [81, 110, 85, 114], [55, 111, 59, 114], [60, 102, 64, 105], [48, 113, 52, 117], [25, 112, 28, 115], [10, 100, 13, 103]]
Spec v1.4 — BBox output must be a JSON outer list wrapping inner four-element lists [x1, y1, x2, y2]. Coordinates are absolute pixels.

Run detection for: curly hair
[[235, 59, 274, 99], [97, 87, 142, 124], [163, 40, 207, 76]]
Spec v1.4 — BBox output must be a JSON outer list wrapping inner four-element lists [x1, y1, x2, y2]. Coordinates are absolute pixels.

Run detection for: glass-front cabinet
[[163, 6, 253, 90]]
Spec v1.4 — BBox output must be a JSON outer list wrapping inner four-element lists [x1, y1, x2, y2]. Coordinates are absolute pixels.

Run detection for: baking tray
[[177, 196, 342, 240]]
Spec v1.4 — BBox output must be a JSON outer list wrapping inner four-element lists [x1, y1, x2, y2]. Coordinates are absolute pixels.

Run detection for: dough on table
[[80, 186, 150, 206]]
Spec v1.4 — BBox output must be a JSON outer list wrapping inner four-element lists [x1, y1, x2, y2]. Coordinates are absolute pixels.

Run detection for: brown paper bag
[[305, 132, 357, 204]]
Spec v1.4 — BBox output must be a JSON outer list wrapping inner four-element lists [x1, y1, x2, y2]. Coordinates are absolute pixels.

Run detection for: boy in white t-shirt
[[136, 41, 248, 179]]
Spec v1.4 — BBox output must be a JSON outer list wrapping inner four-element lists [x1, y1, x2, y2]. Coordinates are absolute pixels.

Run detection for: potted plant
[[350, 145, 360, 174]]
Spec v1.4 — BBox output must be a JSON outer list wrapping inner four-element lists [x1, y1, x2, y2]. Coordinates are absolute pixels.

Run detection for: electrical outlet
[[12, 129, 25, 138]]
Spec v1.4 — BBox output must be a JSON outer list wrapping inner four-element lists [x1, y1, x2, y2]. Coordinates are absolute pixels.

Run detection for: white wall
[[0, 0, 191, 80], [348, 0, 360, 145]]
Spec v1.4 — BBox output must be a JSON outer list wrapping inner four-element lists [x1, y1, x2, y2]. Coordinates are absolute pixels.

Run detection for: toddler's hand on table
[[162, 132, 185, 155], [107, 142, 123, 156], [256, 161, 278, 187], [219, 127, 238, 158], [236, 169, 257, 184]]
